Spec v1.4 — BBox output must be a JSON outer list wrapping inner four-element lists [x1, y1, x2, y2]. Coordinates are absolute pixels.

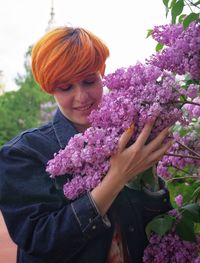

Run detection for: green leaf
[[156, 42, 164, 52], [183, 13, 200, 29], [171, 0, 184, 24], [169, 0, 177, 9], [194, 0, 200, 5], [181, 203, 200, 223], [179, 94, 186, 102], [146, 215, 174, 238], [146, 29, 153, 39], [192, 186, 200, 202], [163, 0, 170, 7], [179, 128, 189, 136], [176, 217, 196, 242]]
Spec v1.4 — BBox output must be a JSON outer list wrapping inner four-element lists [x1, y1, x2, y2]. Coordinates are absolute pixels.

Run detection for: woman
[[0, 26, 172, 263]]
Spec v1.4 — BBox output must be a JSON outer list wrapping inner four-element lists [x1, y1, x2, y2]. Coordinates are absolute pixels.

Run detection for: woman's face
[[53, 73, 103, 132]]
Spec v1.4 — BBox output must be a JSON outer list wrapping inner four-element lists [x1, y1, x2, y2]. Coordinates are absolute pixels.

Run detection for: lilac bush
[[46, 21, 200, 200]]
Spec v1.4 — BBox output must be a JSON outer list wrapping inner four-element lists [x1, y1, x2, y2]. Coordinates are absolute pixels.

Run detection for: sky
[[0, 0, 169, 91]]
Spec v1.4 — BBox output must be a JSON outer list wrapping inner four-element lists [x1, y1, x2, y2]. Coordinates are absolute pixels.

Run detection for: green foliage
[[145, 29, 153, 38], [171, 0, 184, 23], [146, 214, 175, 238], [164, 0, 200, 25], [0, 47, 54, 147], [155, 42, 164, 52], [149, 0, 200, 51], [168, 178, 199, 203], [183, 12, 200, 28], [176, 204, 200, 241]]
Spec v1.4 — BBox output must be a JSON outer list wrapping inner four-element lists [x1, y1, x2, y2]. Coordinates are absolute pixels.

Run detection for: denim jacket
[[0, 108, 171, 263]]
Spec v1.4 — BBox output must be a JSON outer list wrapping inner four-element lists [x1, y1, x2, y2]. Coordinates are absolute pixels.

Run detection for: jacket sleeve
[[0, 143, 111, 261]]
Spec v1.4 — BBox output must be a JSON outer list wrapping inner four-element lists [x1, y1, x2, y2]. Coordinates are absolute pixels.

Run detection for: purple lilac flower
[[184, 98, 200, 118], [147, 22, 200, 80], [157, 132, 200, 179], [186, 84, 199, 99], [175, 194, 183, 207]]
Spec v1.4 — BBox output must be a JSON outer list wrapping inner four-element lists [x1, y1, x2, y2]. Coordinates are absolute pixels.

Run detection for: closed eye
[[83, 80, 95, 85], [60, 84, 73, 92]]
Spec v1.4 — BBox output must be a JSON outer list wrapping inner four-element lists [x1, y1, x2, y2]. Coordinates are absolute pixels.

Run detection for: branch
[[184, 0, 195, 11], [167, 175, 200, 183], [185, 0, 200, 9], [175, 140, 200, 158], [170, 164, 192, 175], [165, 153, 200, 160], [182, 101, 200, 107], [173, 100, 200, 108]]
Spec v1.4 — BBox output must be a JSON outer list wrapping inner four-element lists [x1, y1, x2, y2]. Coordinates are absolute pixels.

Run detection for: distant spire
[[46, 0, 56, 32]]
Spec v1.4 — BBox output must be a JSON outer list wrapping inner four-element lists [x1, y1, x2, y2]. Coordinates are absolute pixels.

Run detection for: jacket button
[[92, 225, 96, 230], [128, 225, 134, 232]]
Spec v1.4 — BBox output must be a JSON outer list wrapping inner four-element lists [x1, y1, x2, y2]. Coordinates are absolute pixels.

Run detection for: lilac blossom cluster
[[143, 231, 200, 263], [147, 22, 200, 80], [157, 132, 200, 179], [89, 63, 184, 142], [46, 127, 119, 199]]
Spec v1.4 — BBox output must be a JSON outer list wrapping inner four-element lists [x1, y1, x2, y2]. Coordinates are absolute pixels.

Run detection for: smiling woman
[[0, 25, 172, 263]]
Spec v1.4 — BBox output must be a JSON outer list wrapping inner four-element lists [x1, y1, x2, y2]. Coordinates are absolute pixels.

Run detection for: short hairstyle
[[31, 27, 109, 93]]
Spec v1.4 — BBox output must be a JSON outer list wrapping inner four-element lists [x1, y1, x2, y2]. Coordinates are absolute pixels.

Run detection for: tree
[[0, 46, 55, 147]]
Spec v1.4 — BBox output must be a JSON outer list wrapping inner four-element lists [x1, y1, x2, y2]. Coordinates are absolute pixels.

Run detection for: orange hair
[[31, 27, 109, 93]]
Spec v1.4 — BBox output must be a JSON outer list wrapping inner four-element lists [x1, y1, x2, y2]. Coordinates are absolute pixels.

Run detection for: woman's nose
[[75, 86, 89, 102]]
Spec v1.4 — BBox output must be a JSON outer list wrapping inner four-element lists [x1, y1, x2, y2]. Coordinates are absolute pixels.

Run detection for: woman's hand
[[109, 121, 173, 185], [91, 121, 173, 215]]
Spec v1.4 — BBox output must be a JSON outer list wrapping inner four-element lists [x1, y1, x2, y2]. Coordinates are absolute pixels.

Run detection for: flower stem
[[175, 140, 200, 158], [165, 153, 200, 160], [167, 175, 200, 183], [170, 165, 192, 176]]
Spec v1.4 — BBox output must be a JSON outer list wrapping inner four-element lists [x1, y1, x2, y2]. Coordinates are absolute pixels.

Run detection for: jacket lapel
[[52, 108, 78, 149]]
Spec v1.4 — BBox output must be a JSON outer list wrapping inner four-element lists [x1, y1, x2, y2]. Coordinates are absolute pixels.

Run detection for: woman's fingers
[[134, 121, 155, 148], [117, 124, 134, 153], [148, 139, 174, 164], [147, 126, 171, 152]]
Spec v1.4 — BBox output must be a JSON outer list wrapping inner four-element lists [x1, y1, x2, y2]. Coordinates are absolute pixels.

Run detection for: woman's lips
[[74, 103, 93, 112]]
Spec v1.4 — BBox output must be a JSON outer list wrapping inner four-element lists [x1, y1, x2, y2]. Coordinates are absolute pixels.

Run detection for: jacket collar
[[52, 108, 78, 149]]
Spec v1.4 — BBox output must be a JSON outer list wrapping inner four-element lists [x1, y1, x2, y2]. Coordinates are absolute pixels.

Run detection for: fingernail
[[126, 124, 134, 134], [168, 126, 174, 133]]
